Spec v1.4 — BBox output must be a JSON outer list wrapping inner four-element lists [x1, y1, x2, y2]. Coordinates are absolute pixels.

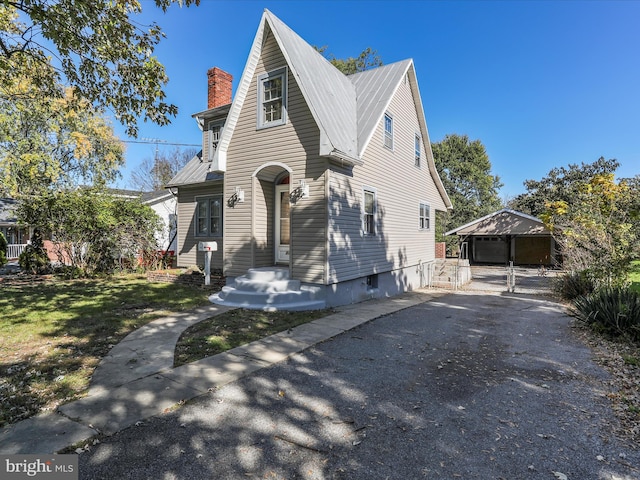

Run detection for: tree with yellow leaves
[[0, 61, 124, 198], [542, 172, 638, 285]]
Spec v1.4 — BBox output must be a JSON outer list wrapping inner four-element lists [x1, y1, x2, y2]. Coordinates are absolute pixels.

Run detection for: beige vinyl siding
[[328, 74, 442, 283], [224, 28, 327, 282], [176, 182, 224, 268]]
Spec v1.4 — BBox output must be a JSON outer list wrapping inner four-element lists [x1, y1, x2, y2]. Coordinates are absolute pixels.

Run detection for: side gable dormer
[[351, 60, 452, 210]]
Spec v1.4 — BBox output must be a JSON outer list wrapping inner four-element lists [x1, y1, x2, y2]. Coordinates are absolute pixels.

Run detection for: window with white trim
[[208, 121, 224, 160], [419, 202, 430, 230], [415, 133, 421, 167], [257, 67, 287, 128], [195, 196, 223, 237], [383, 113, 393, 149], [363, 188, 377, 235]]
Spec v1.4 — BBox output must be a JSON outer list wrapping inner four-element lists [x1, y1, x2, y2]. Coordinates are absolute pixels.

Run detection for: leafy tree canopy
[[0, 0, 199, 137], [315, 46, 382, 75], [508, 157, 620, 217], [128, 146, 198, 191], [0, 62, 124, 198], [541, 172, 639, 284], [431, 134, 503, 249]]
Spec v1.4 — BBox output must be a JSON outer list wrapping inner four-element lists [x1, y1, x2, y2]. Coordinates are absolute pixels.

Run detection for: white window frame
[[362, 187, 377, 236], [207, 120, 224, 161], [257, 67, 287, 129], [383, 113, 393, 150], [419, 202, 431, 231], [415, 133, 421, 167], [195, 195, 223, 237]]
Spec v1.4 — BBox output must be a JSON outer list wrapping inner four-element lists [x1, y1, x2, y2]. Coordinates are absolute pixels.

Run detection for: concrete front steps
[[430, 259, 472, 289], [209, 267, 326, 311]]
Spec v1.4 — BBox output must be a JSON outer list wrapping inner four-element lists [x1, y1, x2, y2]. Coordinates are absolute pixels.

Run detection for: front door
[[275, 184, 290, 264]]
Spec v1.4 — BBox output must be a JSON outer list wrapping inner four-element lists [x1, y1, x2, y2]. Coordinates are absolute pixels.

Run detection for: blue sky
[[115, 0, 640, 199]]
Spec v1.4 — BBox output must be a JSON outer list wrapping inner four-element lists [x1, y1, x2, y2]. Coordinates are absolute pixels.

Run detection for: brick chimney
[[207, 67, 232, 109]]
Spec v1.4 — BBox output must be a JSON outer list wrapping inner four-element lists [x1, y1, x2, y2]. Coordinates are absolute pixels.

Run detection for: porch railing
[[6, 244, 27, 259]]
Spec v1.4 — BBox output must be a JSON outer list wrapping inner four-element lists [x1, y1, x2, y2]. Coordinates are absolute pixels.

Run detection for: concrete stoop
[[209, 267, 326, 311], [430, 259, 472, 289]]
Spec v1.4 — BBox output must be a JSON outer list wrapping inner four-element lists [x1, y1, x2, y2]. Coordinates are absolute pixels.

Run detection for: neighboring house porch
[[0, 198, 30, 259]]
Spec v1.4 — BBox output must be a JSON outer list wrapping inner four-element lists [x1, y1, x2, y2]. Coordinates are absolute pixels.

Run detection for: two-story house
[[167, 9, 452, 310]]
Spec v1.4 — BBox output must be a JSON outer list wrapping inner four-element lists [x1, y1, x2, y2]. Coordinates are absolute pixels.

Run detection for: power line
[[123, 139, 200, 147]]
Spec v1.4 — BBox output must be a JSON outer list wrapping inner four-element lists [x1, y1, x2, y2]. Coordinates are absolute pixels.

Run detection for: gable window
[[383, 113, 393, 149], [258, 67, 287, 128], [208, 121, 223, 160], [419, 202, 430, 230], [195, 195, 223, 237], [415, 133, 421, 167], [363, 187, 377, 236]]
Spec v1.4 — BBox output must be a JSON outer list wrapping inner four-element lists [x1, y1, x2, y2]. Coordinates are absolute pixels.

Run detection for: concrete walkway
[[0, 290, 447, 454]]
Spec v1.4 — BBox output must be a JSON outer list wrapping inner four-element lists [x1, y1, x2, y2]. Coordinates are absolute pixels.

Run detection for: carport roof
[[445, 208, 551, 236]]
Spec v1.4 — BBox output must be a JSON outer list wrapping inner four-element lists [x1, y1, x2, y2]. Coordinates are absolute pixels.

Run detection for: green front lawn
[[174, 308, 333, 367], [0, 274, 211, 427]]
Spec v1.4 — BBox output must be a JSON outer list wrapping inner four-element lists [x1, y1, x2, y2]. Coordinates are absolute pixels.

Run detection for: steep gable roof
[[214, 9, 360, 171], [197, 9, 451, 209]]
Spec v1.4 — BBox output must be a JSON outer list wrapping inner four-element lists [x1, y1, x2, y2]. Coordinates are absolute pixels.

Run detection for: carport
[[445, 209, 556, 266]]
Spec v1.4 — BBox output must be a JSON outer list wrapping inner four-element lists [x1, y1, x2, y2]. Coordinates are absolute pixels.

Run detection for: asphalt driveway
[[78, 292, 639, 479]]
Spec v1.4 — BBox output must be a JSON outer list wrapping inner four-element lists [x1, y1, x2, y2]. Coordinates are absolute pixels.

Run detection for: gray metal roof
[[264, 10, 358, 161], [0, 198, 18, 225], [166, 151, 223, 187]]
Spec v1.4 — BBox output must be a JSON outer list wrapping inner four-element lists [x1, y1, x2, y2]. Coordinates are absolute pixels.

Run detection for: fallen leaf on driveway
[[552, 472, 568, 480]]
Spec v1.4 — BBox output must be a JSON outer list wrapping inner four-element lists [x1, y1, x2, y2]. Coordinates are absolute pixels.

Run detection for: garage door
[[473, 237, 507, 264], [515, 236, 552, 265]]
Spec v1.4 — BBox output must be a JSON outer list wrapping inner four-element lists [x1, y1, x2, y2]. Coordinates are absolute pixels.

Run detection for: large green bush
[[571, 286, 640, 342], [0, 231, 7, 267], [555, 270, 596, 300], [17, 190, 161, 276], [18, 229, 50, 274]]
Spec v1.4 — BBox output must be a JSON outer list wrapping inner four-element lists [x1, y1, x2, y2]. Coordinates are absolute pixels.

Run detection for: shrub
[[555, 270, 596, 300], [0, 231, 7, 267], [571, 286, 640, 342], [18, 229, 50, 274]]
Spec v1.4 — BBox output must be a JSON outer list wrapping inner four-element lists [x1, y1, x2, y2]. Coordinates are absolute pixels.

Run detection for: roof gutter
[[327, 149, 364, 167]]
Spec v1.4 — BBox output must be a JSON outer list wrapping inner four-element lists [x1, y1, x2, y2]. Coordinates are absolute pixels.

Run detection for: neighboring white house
[[168, 9, 452, 310], [111, 189, 177, 253]]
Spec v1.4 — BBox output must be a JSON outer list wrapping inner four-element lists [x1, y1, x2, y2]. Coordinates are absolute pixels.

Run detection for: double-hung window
[[258, 67, 287, 128], [363, 188, 377, 236], [195, 196, 223, 237], [383, 113, 393, 149], [415, 133, 421, 167], [419, 202, 430, 230]]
